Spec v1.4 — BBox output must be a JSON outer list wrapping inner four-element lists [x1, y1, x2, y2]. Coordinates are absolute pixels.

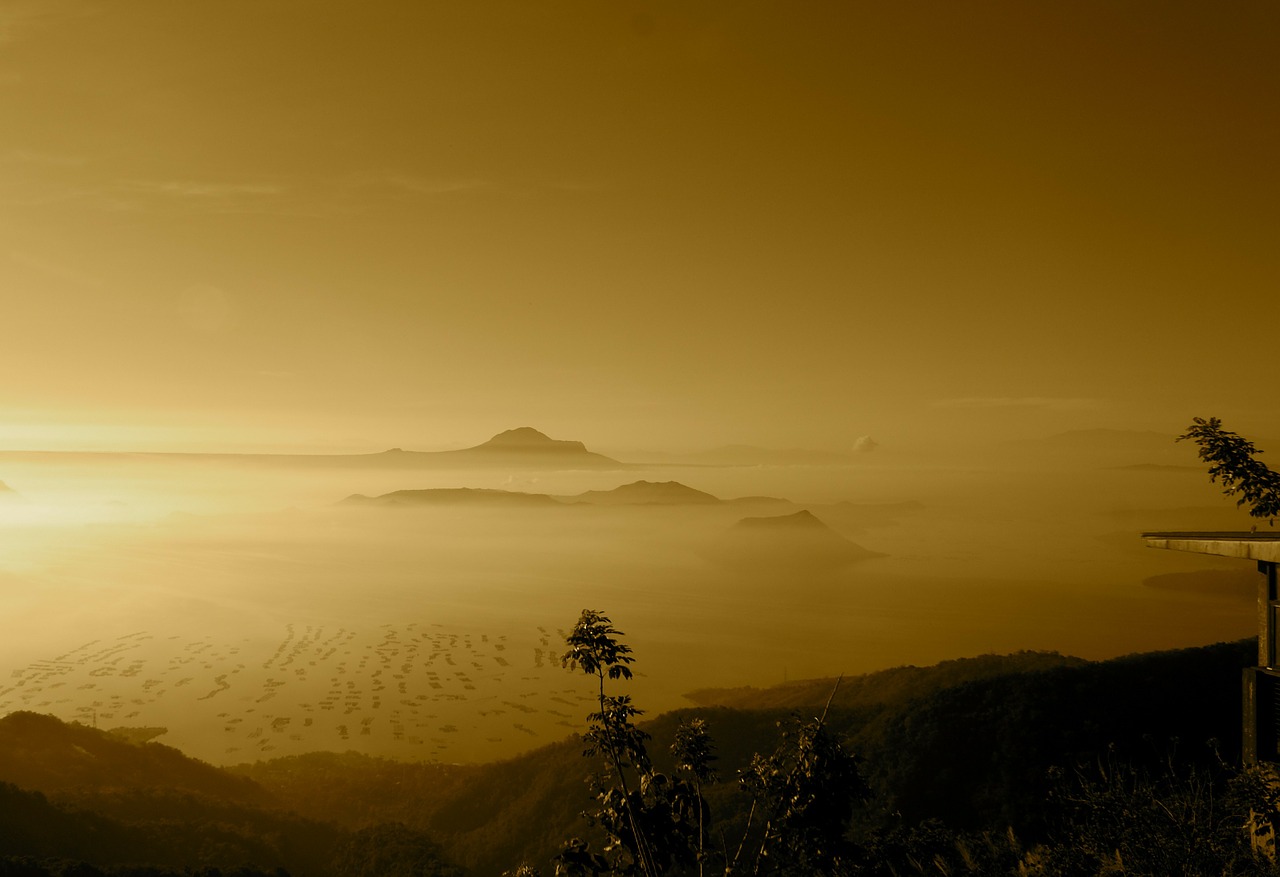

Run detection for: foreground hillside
[[0, 716, 460, 876], [0, 638, 1258, 875]]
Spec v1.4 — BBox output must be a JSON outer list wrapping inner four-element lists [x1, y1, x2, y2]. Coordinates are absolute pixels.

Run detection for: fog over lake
[[0, 433, 1255, 765]]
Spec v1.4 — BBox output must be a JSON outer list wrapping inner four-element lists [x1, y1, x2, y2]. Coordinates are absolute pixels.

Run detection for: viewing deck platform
[[1142, 532, 1280, 563], [1144, 531, 1280, 764]]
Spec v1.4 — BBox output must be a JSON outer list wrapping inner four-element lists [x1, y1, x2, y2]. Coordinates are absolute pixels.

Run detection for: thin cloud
[[2, 171, 495, 217], [104, 178, 302, 216], [1, 178, 288, 213], [932, 397, 1103, 411], [378, 174, 491, 196], [122, 180, 284, 198]]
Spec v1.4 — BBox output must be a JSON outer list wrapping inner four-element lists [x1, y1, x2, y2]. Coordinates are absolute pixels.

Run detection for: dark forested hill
[[0, 777, 338, 876], [684, 650, 1089, 711], [0, 639, 1257, 876], [845, 639, 1253, 830], [230, 742, 591, 874], [0, 714, 455, 877], [234, 639, 1255, 874], [0, 712, 265, 804]]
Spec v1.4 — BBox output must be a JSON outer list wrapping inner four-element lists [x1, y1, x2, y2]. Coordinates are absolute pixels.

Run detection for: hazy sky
[[2, 1, 1277, 453]]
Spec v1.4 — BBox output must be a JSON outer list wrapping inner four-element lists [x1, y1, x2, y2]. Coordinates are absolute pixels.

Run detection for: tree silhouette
[[545, 610, 866, 877], [1178, 417, 1280, 525], [735, 682, 866, 876]]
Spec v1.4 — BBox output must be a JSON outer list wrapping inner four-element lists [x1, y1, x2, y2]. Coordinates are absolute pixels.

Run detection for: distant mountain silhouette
[[344, 479, 790, 509], [730, 508, 864, 536], [570, 480, 722, 505], [0, 428, 625, 471], [708, 509, 885, 569], [341, 487, 559, 508], [426, 427, 624, 468], [341, 427, 624, 470], [474, 427, 587, 452]]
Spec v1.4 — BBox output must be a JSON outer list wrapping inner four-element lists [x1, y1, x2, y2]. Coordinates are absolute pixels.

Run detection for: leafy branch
[[1177, 417, 1280, 525]]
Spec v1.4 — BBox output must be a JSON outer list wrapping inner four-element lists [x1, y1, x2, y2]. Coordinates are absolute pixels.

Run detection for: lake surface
[[0, 449, 1258, 764]]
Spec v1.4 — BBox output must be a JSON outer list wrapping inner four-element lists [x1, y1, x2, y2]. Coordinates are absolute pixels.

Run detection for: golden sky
[[2, 1, 1277, 453]]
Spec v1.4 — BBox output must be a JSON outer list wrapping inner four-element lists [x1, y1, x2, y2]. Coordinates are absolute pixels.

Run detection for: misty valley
[[0, 428, 1259, 767], [7, 0, 1274, 869]]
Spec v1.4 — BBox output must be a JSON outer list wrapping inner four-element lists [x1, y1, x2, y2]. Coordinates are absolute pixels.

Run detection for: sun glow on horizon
[[0, 416, 387, 456]]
